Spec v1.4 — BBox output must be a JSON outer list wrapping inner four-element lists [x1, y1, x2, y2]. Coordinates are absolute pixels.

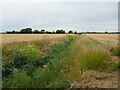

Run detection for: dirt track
[[70, 70, 118, 88]]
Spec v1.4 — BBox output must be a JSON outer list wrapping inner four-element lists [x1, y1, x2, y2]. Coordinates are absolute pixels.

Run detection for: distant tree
[[21, 28, 32, 34], [78, 33, 82, 35], [21, 29, 26, 33], [12, 30, 16, 34], [33, 30, 39, 33], [6, 31, 12, 34], [16, 31, 20, 34], [56, 29, 65, 34], [52, 31, 55, 34], [74, 31, 77, 34], [46, 31, 52, 34], [105, 31, 108, 33], [87, 31, 89, 33], [68, 30, 73, 34], [6, 30, 16, 34], [41, 29, 45, 34]]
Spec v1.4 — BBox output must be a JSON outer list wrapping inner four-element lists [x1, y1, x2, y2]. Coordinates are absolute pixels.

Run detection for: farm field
[[2, 34, 119, 88], [2, 34, 118, 45], [1, 34, 70, 45], [86, 34, 119, 47]]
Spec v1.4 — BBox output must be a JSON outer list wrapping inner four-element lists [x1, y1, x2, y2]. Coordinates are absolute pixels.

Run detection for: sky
[[1, 0, 119, 32]]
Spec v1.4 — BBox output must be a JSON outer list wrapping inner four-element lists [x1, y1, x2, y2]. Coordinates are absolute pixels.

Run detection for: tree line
[[6, 28, 78, 34]]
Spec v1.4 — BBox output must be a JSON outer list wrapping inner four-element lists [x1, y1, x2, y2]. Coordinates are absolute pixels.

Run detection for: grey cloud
[[1, 2, 118, 32]]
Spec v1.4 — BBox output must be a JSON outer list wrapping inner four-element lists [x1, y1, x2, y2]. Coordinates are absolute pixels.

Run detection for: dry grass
[[68, 35, 118, 88], [85, 34, 119, 62], [71, 70, 118, 88], [85, 34, 119, 47]]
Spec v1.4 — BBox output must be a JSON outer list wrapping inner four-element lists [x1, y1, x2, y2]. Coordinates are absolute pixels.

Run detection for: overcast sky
[[1, 1, 118, 32]]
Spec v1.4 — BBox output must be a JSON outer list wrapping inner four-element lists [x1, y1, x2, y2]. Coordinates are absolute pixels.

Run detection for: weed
[[13, 44, 40, 68]]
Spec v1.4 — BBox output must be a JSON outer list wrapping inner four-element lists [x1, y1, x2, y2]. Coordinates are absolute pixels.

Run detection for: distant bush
[[20, 28, 32, 34], [68, 30, 73, 34], [56, 30, 65, 34]]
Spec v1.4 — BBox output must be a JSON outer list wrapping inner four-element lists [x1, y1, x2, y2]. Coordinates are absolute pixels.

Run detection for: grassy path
[[69, 35, 118, 88]]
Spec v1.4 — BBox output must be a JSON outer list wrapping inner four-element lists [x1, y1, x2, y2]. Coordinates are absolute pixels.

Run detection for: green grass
[[13, 71, 31, 88], [78, 50, 110, 71], [2, 36, 76, 88]]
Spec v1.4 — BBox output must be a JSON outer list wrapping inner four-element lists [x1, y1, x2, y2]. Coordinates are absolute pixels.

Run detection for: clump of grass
[[110, 47, 120, 56], [77, 50, 110, 71], [13, 70, 31, 88], [71, 36, 112, 71]]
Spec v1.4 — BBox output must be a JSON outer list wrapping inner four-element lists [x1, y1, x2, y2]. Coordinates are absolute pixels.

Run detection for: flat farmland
[[2, 34, 119, 46], [1, 34, 70, 45]]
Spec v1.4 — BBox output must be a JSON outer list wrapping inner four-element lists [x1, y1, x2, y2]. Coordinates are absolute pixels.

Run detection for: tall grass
[[66, 35, 119, 81], [77, 50, 110, 70]]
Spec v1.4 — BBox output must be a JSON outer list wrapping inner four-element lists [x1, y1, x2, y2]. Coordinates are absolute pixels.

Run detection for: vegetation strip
[[2, 35, 119, 88], [2, 35, 76, 88]]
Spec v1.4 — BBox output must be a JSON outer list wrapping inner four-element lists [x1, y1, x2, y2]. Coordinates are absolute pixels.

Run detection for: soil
[[70, 71, 118, 88]]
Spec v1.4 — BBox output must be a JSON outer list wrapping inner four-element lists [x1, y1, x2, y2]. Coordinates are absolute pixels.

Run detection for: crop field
[[1, 34, 70, 45], [1, 34, 120, 88], [86, 34, 119, 47]]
